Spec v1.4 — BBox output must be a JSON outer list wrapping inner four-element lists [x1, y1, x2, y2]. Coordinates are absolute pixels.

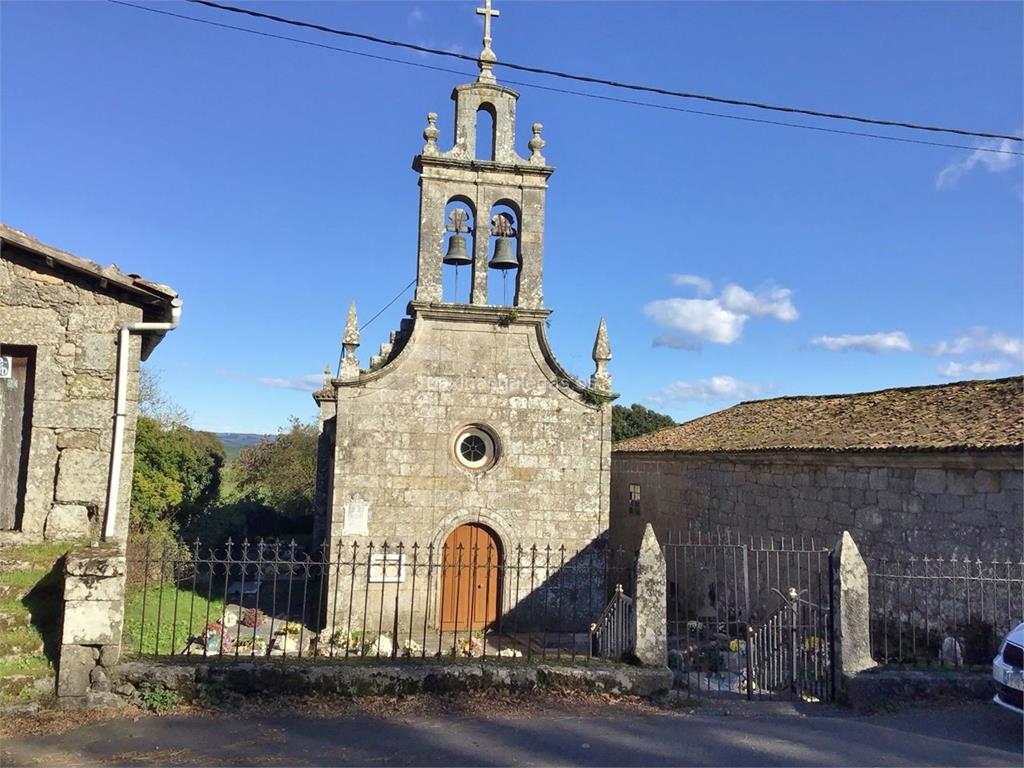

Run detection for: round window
[[453, 426, 497, 471]]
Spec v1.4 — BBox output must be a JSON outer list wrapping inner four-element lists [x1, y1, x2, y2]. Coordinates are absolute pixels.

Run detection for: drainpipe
[[102, 298, 183, 541]]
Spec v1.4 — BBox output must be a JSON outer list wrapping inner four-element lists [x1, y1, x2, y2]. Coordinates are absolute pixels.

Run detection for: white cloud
[[937, 360, 1012, 379], [719, 284, 798, 322], [810, 331, 912, 353], [930, 327, 1024, 362], [644, 298, 746, 345], [936, 138, 1021, 190], [257, 374, 323, 392], [406, 7, 425, 28], [670, 274, 712, 295], [644, 278, 797, 347], [648, 376, 764, 406]]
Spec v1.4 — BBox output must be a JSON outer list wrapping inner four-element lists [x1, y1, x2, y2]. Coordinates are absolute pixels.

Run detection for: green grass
[[0, 654, 51, 678], [124, 584, 227, 656]]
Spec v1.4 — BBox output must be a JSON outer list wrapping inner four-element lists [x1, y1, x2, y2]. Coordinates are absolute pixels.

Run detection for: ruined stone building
[[0, 225, 180, 545], [611, 377, 1023, 562], [313, 6, 615, 632]]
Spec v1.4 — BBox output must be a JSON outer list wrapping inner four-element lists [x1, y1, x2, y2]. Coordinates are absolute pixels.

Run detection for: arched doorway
[[440, 523, 502, 631]]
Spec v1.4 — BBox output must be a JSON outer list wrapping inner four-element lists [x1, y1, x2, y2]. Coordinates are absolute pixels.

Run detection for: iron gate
[[664, 531, 834, 702]]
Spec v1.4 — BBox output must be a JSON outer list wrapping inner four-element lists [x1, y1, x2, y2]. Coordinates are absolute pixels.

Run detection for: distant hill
[[216, 432, 272, 462]]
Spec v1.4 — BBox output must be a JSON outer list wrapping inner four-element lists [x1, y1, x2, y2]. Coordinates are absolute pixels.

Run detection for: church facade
[[313, 5, 615, 633]]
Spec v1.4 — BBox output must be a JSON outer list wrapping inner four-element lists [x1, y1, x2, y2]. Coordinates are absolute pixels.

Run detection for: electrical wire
[[181, 0, 1022, 144], [106, 0, 1023, 157], [360, 278, 417, 332]]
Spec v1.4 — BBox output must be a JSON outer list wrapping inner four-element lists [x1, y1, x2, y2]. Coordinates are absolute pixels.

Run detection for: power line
[[360, 278, 417, 332], [183, 0, 1021, 145], [106, 1, 1023, 157]]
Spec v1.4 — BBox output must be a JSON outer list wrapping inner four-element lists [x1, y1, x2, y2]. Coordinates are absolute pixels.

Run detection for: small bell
[[488, 237, 518, 270], [443, 234, 472, 267]]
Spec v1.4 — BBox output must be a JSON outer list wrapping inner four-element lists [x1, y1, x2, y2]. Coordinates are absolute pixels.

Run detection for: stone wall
[[0, 248, 144, 544], [56, 544, 127, 707], [610, 450, 1023, 562]]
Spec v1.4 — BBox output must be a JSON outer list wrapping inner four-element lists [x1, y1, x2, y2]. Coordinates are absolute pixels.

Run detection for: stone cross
[[475, 0, 500, 83], [476, 0, 500, 49]]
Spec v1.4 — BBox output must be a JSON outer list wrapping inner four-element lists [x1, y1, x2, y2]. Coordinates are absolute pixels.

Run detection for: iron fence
[[124, 538, 633, 664], [868, 555, 1024, 668], [663, 530, 833, 702]]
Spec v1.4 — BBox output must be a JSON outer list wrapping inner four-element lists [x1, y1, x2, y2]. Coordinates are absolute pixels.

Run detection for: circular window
[[453, 426, 497, 471]]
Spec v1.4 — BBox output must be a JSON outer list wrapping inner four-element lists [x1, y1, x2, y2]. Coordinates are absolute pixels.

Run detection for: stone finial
[[590, 318, 612, 392], [322, 364, 332, 388], [422, 112, 439, 156], [475, 0, 500, 84], [528, 123, 546, 164], [340, 301, 361, 380]]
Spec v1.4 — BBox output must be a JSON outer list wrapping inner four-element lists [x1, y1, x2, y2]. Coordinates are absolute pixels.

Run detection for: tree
[[611, 403, 676, 442], [234, 417, 318, 517], [130, 369, 224, 534]]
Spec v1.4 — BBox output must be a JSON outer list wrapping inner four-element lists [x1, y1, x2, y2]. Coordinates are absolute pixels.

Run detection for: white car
[[993, 621, 1024, 714]]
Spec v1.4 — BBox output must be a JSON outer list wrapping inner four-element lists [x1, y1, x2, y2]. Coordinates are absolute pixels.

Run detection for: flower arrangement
[[497, 647, 522, 658], [802, 636, 824, 653], [240, 608, 264, 628], [197, 622, 233, 654], [221, 610, 240, 630], [458, 635, 484, 657], [236, 637, 268, 656], [282, 621, 305, 636], [686, 620, 705, 632], [727, 639, 747, 653]]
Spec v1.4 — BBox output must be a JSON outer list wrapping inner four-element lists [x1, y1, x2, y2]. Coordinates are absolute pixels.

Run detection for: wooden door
[[0, 347, 34, 530], [440, 523, 501, 631]]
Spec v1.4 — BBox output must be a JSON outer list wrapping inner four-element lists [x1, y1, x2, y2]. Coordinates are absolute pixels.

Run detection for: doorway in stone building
[[0, 345, 34, 531], [440, 523, 502, 631]]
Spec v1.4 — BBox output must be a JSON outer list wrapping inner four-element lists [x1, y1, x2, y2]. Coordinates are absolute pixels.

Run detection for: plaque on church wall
[[342, 495, 369, 536], [369, 553, 406, 583], [0, 357, 11, 379]]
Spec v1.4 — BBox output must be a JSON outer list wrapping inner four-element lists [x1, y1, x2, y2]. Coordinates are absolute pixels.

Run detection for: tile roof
[[614, 377, 1024, 454], [1, 223, 178, 304]]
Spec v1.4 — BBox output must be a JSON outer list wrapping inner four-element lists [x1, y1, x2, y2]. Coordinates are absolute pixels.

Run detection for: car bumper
[[992, 657, 1023, 714]]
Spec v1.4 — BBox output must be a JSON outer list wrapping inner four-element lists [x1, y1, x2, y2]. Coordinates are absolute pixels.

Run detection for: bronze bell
[[442, 234, 472, 267], [488, 237, 518, 270]]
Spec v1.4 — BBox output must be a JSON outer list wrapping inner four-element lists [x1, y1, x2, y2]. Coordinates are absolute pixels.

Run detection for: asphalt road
[[3, 700, 1021, 766]]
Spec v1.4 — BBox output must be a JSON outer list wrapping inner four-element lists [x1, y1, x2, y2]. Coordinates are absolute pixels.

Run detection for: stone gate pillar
[[831, 530, 875, 696], [633, 523, 667, 666]]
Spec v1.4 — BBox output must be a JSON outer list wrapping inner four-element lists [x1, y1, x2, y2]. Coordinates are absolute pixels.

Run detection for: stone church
[[313, 3, 615, 633]]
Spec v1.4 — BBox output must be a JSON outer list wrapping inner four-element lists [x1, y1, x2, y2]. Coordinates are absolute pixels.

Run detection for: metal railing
[[124, 538, 632, 663], [868, 555, 1024, 668], [591, 584, 635, 660], [663, 530, 833, 701]]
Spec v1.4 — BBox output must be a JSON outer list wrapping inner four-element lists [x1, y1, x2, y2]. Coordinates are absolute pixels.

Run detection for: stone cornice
[[413, 154, 554, 178]]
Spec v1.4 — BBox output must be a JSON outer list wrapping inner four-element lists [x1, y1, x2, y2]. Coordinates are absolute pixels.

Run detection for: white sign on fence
[[0, 356, 11, 379]]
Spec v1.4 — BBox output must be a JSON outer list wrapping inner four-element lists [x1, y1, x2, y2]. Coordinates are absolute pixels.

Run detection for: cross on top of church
[[476, 0, 499, 48], [475, 0, 500, 84]]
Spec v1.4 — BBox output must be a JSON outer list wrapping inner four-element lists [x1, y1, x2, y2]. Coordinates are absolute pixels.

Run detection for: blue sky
[[3, 1, 1022, 434]]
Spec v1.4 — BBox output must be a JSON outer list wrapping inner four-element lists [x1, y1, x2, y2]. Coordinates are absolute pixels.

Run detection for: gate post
[[633, 523, 667, 666], [831, 531, 875, 699]]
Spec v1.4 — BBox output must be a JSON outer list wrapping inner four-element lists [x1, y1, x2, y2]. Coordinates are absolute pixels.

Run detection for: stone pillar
[[633, 523, 667, 666], [57, 543, 127, 707], [831, 530, 875, 695]]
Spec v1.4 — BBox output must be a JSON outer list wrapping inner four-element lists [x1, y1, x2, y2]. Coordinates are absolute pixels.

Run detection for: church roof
[[613, 377, 1024, 455]]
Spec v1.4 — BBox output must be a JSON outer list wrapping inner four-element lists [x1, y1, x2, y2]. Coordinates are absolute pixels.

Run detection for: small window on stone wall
[[629, 483, 641, 516]]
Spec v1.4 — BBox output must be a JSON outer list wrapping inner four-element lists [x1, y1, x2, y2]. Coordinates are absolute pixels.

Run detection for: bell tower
[[412, 0, 553, 308]]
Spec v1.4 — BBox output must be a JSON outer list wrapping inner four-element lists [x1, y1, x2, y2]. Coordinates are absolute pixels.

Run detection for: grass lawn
[[124, 584, 227, 656]]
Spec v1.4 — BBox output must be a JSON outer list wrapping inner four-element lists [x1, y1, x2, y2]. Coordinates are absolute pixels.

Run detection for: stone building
[[313, 5, 615, 632], [611, 378, 1023, 562], [0, 225, 180, 545]]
